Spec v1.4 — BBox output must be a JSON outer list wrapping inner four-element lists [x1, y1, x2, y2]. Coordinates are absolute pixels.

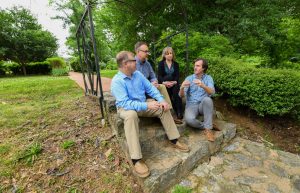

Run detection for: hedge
[[46, 57, 66, 69], [2, 61, 51, 75], [207, 57, 300, 118]]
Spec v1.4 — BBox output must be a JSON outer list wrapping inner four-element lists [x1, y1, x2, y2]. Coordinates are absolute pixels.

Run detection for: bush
[[0, 61, 6, 75], [51, 68, 69, 76], [69, 57, 81, 72], [105, 58, 118, 70], [46, 57, 66, 69], [3, 62, 22, 75], [208, 57, 300, 119], [27, 61, 51, 74]]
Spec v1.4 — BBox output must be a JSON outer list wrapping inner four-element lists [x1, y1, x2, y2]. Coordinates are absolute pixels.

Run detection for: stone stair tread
[[138, 123, 236, 193]]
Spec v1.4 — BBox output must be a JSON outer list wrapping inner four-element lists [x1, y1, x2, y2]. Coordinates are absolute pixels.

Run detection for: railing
[[75, 2, 105, 122]]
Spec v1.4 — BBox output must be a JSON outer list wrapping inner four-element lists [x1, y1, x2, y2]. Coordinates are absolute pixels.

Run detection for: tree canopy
[[0, 6, 58, 75], [50, 0, 300, 67]]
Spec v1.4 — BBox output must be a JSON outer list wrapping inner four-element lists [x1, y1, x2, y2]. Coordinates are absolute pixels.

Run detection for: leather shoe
[[133, 160, 150, 178], [213, 123, 221, 131], [174, 118, 183, 124], [170, 140, 190, 152], [204, 129, 215, 142]]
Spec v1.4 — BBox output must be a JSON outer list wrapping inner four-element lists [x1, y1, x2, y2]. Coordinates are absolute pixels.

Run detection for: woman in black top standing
[[158, 47, 183, 124]]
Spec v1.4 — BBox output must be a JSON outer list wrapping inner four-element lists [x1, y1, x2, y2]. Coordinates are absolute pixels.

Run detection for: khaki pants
[[118, 102, 180, 159], [157, 84, 173, 109]]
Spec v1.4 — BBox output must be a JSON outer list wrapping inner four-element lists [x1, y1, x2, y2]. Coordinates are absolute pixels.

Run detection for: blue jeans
[[184, 97, 213, 130]]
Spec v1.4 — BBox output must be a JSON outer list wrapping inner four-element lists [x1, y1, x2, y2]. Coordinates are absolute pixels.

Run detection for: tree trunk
[[21, 63, 27, 76]]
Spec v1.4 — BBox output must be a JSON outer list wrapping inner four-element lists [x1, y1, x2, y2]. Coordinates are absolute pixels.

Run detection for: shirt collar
[[193, 73, 205, 79], [135, 56, 147, 65], [118, 70, 138, 79]]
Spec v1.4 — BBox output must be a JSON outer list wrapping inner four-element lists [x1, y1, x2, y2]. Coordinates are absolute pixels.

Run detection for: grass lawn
[[0, 76, 139, 192], [100, 70, 118, 78]]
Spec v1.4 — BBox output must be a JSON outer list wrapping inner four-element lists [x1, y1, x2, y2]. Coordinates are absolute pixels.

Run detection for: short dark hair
[[194, 58, 208, 73], [134, 41, 148, 52], [116, 51, 133, 67]]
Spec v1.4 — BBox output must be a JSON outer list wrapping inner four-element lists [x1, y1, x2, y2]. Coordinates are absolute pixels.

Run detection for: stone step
[[172, 137, 300, 193], [139, 120, 236, 193]]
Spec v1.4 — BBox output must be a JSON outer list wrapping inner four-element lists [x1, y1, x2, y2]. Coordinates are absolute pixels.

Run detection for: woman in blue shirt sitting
[[158, 47, 183, 124]]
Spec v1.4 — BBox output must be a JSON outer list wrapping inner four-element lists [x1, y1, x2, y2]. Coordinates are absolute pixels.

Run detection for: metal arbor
[[75, 3, 105, 120]]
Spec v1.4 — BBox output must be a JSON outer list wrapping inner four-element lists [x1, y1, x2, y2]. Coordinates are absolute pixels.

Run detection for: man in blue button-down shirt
[[111, 51, 189, 178], [179, 58, 217, 142]]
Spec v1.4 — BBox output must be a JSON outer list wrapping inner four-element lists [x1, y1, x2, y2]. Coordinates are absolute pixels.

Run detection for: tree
[[0, 7, 58, 75]]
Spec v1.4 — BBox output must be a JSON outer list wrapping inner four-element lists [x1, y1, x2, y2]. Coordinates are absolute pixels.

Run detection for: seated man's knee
[[124, 110, 138, 121], [184, 116, 195, 125], [202, 97, 213, 106]]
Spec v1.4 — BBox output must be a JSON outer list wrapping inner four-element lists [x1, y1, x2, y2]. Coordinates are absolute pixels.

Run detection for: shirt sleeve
[[148, 63, 158, 82], [143, 77, 164, 102], [111, 78, 148, 111], [206, 75, 215, 95], [183, 76, 190, 97]]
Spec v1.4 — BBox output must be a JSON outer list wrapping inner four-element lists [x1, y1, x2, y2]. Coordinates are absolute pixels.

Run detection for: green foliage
[[51, 68, 69, 76], [69, 57, 81, 72], [2, 61, 22, 75], [208, 57, 300, 118], [172, 185, 193, 193], [0, 61, 6, 75], [46, 57, 66, 69], [16, 143, 42, 164], [26, 61, 51, 74], [61, 140, 75, 149], [0, 7, 57, 75], [105, 58, 118, 70]]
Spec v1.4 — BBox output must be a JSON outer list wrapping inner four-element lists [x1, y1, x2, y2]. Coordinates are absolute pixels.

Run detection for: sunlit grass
[[100, 70, 118, 78]]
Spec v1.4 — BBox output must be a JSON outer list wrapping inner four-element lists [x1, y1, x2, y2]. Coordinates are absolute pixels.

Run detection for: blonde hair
[[162, 47, 175, 61]]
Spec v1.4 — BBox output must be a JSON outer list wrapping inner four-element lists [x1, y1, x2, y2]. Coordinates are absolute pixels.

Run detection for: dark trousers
[[166, 84, 183, 118]]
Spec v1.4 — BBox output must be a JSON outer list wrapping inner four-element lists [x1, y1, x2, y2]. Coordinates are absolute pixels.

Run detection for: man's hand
[[193, 79, 204, 88], [151, 80, 159, 88], [159, 101, 170, 111], [147, 100, 161, 110], [181, 80, 190, 89]]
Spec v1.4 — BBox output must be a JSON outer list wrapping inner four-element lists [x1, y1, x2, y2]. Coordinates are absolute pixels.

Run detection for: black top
[[157, 60, 180, 84]]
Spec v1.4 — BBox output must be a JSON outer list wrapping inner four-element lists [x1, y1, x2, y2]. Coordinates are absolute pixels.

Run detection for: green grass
[[0, 76, 82, 177], [100, 70, 118, 78], [172, 185, 193, 193], [61, 140, 75, 149]]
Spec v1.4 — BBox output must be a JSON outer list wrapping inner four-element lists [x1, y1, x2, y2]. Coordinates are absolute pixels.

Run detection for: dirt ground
[[214, 97, 300, 154], [1, 96, 143, 193]]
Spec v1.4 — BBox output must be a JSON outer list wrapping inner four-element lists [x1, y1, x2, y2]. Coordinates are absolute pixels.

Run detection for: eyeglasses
[[165, 52, 173, 55], [139, 49, 150, 54]]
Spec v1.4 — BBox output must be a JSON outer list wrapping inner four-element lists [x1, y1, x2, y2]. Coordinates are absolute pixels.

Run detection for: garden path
[[68, 71, 112, 92]]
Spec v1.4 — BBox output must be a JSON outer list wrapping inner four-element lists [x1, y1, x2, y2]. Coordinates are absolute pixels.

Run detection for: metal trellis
[[76, 2, 105, 122]]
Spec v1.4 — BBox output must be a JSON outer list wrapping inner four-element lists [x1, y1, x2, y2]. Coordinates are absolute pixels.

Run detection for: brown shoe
[[133, 161, 150, 178], [174, 118, 183, 124], [169, 140, 190, 152], [213, 123, 221, 131], [204, 129, 215, 142]]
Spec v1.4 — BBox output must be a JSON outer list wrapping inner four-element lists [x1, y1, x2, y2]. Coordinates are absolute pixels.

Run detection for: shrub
[[46, 57, 66, 69], [105, 58, 118, 70], [0, 61, 6, 75], [3, 62, 22, 75], [208, 57, 300, 119], [69, 57, 81, 72], [27, 61, 51, 74], [51, 68, 69, 76]]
